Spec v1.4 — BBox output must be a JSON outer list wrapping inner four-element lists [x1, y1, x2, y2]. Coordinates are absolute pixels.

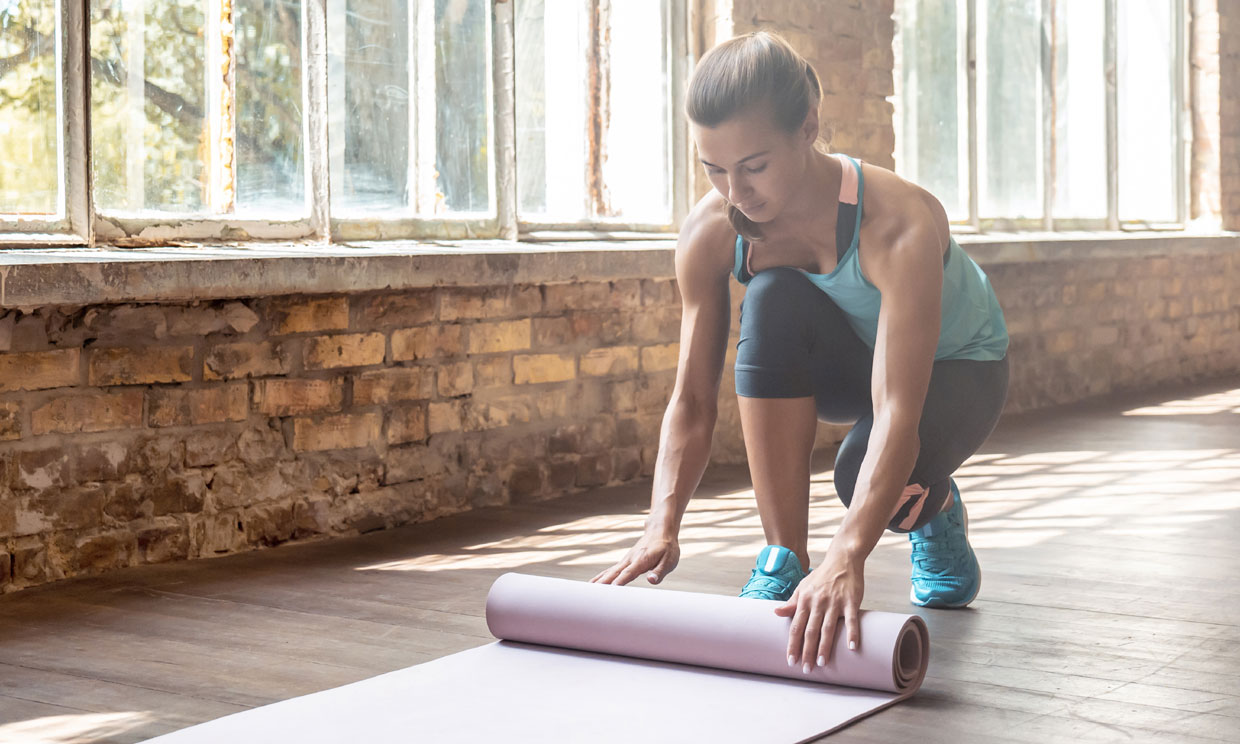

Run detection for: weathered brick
[[148, 383, 249, 426], [507, 463, 544, 502], [268, 296, 350, 335], [150, 472, 207, 516], [473, 356, 512, 387], [354, 291, 436, 329], [513, 353, 576, 384], [580, 346, 639, 377], [543, 282, 610, 312], [641, 343, 679, 372], [203, 341, 292, 380], [303, 333, 386, 370], [532, 317, 573, 347], [244, 502, 296, 546], [390, 324, 465, 361], [31, 390, 143, 435], [0, 400, 20, 440], [428, 400, 466, 434], [0, 349, 80, 392], [252, 378, 344, 417], [87, 346, 194, 386], [469, 320, 532, 354], [73, 531, 136, 573], [438, 361, 474, 397], [576, 452, 612, 487], [137, 520, 190, 563], [632, 306, 681, 343], [387, 405, 428, 445], [353, 367, 435, 405], [291, 412, 382, 452]]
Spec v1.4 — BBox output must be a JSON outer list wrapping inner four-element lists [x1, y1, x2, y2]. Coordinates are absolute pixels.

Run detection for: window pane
[[0, 0, 58, 215], [91, 0, 208, 213], [1118, 0, 1176, 223], [516, 0, 588, 220], [978, 0, 1041, 219], [1052, 0, 1106, 219], [235, 0, 305, 215], [600, 0, 670, 223], [428, 0, 491, 215], [896, 0, 964, 220], [327, 0, 410, 214]]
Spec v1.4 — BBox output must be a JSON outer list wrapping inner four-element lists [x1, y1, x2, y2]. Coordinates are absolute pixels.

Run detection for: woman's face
[[691, 107, 814, 224]]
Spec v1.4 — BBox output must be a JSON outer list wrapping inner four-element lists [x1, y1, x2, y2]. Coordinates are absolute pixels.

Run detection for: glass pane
[[978, 0, 1041, 219], [0, 0, 58, 215], [600, 0, 670, 223], [91, 0, 208, 213], [1118, 0, 1176, 223], [327, 0, 410, 214], [235, 0, 305, 215], [1053, 0, 1106, 219], [516, 0, 588, 220], [427, 0, 491, 215], [896, 0, 964, 220]]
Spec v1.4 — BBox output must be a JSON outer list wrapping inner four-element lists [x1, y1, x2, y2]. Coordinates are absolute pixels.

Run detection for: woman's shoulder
[[677, 190, 740, 277], [858, 162, 949, 256]]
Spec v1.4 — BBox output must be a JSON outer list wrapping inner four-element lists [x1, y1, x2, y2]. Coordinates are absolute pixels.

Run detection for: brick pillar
[[730, 0, 897, 168], [688, 0, 899, 201]]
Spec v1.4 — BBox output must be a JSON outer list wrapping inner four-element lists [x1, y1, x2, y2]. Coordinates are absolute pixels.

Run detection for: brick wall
[[2, 246, 1237, 592], [0, 282, 692, 592], [985, 250, 1240, 411]]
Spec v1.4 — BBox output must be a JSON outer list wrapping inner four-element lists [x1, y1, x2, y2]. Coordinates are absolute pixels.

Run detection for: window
[[0, 0, 688, 247], [895, 0, 1189, 231]]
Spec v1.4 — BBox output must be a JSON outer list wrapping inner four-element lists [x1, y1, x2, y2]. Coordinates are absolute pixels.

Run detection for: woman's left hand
[[773, 547, 864, 672]]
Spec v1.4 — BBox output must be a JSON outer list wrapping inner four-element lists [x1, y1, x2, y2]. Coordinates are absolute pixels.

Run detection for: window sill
[[0, 232, 1236, 308]]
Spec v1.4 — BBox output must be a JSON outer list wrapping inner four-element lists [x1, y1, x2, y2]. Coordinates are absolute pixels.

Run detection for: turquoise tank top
[[732, 154, 1009, 362]]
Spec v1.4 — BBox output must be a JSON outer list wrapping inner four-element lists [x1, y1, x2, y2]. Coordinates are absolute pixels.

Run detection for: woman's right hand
[[589, 528, 680, 587]]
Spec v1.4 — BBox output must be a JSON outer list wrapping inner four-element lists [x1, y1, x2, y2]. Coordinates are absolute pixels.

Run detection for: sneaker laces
[[910, 507, 967, 577], [740, 568, 800, 596]]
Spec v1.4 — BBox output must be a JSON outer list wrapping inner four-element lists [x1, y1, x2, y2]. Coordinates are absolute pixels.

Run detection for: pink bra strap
[[835, 152, 859, 206]]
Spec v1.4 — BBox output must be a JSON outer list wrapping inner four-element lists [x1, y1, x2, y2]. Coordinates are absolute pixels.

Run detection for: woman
[[589, 31, 1009, 675]]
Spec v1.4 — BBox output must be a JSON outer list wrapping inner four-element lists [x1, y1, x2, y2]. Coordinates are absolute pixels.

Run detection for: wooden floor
[[2, 379, 1238, 743]]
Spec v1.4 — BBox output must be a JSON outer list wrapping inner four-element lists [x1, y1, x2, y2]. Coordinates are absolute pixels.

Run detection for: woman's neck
[[755, 151, 840, 242]]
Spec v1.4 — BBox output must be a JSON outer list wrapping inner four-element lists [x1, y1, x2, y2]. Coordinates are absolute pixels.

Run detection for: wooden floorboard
[[1, 377, 1238, 743]]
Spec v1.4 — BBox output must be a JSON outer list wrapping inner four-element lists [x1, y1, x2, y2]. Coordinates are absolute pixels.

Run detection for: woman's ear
[[800, 106, 821, 149]]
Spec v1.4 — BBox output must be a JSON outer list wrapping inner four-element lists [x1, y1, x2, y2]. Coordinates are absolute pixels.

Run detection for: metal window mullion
[[1175, 0, 1189, 225], [966, 0, 979, 231], [668, 0, 689, 231], [414, 1, 436, 216], [494, 0, 516, 240], [206, 0, 235, 214], [66, 0, 90, 243], [1041, 0, 1054, 231], [305, 0, 330, 239], [1104, 0, 1118, 230]]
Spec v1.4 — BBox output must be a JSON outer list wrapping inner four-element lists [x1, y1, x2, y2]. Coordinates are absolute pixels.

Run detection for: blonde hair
[[685, 31, 828, 241]]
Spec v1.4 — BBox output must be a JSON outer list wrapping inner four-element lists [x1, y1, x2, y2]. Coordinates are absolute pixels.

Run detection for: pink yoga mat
[[143, 572, 929, 743]]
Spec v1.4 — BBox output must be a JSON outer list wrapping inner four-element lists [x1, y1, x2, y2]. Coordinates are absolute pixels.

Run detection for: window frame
[[898, 0, 1191, 234], [0, 0, 691, 248]]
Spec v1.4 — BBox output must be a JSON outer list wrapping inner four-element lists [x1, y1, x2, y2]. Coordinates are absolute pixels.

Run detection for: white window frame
[[0, 0, 692, 248], [897, 0, 1191, 233]]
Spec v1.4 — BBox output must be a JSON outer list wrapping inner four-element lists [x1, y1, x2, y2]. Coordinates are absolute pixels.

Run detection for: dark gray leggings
[[734, 267, 1009, 533]]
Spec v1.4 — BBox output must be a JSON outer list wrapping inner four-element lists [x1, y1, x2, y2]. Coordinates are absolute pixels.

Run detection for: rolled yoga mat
[[143, 572, 930, 743]]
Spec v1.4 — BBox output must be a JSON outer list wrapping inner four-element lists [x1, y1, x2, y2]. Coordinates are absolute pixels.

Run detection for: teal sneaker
[[908, 479, 981, 608], [739, 545, 808, 600]]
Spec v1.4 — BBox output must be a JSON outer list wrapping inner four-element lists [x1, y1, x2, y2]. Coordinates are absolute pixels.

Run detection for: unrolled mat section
[[144, 572, 930, 743]]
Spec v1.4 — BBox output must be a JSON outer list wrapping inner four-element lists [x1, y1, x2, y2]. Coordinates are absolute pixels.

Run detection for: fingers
[[844, 601, 861, 653]]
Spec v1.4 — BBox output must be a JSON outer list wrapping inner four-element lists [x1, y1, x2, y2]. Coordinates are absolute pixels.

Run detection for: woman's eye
[[745, 165, 766, 174]]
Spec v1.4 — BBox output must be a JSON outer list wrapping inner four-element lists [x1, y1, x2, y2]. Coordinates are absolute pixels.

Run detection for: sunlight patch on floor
[[1121, 388, 1240, 416], [0, 711, 153, 744]]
